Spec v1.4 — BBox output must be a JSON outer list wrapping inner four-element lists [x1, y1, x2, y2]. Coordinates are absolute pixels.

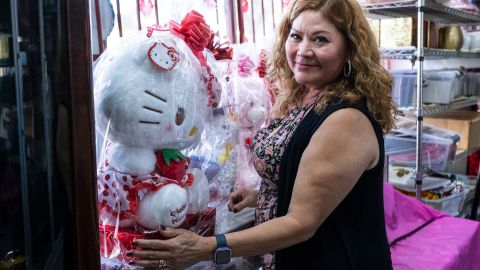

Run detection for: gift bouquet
[[94, 10, 222, 267]]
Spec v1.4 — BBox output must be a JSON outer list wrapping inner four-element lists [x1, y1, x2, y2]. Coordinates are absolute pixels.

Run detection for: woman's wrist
[[248, 189, 260, 207], [200, 236, 217, 261]]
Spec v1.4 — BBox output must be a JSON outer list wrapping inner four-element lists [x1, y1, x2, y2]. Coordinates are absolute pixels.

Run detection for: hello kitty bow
[[146, 11, 219, 108], [147, 10, 212, 66]]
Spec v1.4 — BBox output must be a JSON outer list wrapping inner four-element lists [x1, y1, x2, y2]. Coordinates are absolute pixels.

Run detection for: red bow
[[169, 10, 211, 64]]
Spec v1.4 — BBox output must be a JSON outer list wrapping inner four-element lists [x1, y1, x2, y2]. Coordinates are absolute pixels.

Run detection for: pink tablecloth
[[384, 183, 480, 270]]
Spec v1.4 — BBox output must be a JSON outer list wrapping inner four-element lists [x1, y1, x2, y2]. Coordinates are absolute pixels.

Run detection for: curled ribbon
[[207, 36, 233, 60], [257, 50, 268, 78], [169, 10, 211, 64], [237, 54, 256, 77]]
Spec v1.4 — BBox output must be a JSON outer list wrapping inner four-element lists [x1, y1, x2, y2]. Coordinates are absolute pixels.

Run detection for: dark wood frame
[[64, 0, 99, 268]]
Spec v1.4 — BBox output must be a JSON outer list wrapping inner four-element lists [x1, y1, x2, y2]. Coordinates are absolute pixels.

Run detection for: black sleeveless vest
[[276, 100, 392, 270]]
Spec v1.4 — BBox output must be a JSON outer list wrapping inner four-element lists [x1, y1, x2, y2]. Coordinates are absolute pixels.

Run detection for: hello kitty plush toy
[[233, 53, 271, 190], [94, 10, 220, 242]]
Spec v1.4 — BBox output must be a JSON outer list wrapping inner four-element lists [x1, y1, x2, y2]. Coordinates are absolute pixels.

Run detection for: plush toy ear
[[132, 40, 154, 62]]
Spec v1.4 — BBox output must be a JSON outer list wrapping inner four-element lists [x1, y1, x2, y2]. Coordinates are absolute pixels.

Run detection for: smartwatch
[[213, 234, 232, 265]]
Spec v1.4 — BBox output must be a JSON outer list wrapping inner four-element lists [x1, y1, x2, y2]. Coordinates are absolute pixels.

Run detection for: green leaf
[[162, 149, 187, 166]]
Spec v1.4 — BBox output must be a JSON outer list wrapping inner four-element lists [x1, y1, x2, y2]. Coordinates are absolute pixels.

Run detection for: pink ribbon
[[238, 54, 256, 77]]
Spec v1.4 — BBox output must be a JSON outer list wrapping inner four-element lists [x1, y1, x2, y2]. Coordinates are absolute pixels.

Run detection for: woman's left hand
[[127, 227, 212, 270]]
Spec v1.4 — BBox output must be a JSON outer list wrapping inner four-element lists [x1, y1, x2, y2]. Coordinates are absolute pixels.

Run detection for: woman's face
[[285, 10, 349, 90]]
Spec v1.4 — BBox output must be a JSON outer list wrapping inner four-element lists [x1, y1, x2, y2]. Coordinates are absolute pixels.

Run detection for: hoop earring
[[343, 60, 352, 77]]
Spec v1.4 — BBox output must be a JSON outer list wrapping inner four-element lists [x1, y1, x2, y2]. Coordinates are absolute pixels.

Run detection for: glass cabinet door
[[0, 0, 99, 269]]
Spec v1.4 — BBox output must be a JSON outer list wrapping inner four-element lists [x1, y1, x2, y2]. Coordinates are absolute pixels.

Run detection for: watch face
[[215, 249, 231, 264]]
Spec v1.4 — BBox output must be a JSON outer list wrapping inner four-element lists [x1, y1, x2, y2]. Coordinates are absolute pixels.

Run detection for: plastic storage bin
[[423, 191, 466, 216], [385, 134, 456, 171], [423, 70, 463, 104], [385, 117, 459, 171], [391, 69, 464, 107], [392, 70, 416, 108]]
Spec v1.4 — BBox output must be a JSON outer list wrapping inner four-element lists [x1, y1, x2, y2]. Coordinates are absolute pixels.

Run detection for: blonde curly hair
[[268, 0, 397, 133]]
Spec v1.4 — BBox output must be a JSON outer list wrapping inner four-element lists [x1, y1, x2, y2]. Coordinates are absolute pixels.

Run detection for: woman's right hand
[[228, 188, 258, 213]]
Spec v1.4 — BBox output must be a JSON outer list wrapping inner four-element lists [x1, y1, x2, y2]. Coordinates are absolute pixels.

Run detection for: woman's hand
[[228, 188, 258, 213], [128, 227, 214, 270]]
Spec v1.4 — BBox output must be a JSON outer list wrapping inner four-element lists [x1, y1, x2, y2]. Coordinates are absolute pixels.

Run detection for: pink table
[[384, 183, 480, 270]]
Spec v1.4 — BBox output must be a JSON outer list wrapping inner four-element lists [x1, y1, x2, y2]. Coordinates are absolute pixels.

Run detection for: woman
[[128, 0, 396, 269]]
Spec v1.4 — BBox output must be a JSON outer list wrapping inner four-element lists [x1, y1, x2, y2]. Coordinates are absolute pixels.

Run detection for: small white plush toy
[[233, 53, 271, 190], [95, 11, 220, 230]]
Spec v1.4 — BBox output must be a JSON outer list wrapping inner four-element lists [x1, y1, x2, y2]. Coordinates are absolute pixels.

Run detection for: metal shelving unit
[[364, 0, 480, 200], [422, 96, 479, 114], [452, 147, 480, 163], [381, 47, 480, 60], [399, 96, 480, 115], [363, 0, 480, 23]]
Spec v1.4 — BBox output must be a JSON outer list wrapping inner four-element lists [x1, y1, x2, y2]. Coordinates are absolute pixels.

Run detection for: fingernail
[[128, 261, 136, 265], [126, 252, 133, 257]]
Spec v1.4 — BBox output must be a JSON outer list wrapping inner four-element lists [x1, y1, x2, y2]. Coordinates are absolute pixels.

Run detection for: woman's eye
[[313, 36, 328, 43], [289, 33, 301, 40]]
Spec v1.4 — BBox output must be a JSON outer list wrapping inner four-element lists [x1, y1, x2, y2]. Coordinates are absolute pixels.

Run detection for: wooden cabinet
[[0, 0, 98, 269]]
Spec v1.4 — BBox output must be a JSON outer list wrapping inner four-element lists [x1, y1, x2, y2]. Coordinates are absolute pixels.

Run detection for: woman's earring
[[343, 60, 352, 77]]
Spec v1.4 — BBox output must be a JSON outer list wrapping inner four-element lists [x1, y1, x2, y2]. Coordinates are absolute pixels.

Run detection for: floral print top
[[252, 102, 315, 270]]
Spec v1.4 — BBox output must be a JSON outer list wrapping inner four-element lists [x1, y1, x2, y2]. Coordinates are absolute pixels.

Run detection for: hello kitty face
[[148, 42, 179, 70], [94, 35, 212, 151]]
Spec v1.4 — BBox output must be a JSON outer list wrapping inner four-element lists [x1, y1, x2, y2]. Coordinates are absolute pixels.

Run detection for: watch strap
[[215, 234, 228, 249]]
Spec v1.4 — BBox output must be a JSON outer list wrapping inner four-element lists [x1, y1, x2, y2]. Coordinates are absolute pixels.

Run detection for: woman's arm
[[222, 108, 380, 256], [130, 108, 379, 268]]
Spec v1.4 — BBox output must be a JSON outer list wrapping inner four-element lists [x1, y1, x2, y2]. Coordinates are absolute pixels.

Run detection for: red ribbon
[[207, 36, 233, 60], [127, 173, 195, 215], [169, 10, 211, 64], [257, 49, 268, 78]]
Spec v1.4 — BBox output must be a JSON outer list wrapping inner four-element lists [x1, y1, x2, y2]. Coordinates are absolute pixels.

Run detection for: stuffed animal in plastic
[[233, 54, 271, 190], [188, 109, 238, 202], [94, 11, 221, 230]]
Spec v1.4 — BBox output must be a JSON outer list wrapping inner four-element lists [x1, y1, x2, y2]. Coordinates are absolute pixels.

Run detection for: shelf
[[399, 96, 479, 115], [363, 0, 480, 23], [0, 66, 15, 76], [452, 147, 480, 162], [0, 62, 13, 67], [382, 47, 480, 60]]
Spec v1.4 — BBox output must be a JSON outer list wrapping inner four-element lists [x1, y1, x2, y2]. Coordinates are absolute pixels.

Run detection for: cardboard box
[[379, 18, 438, 48], [425, 110, 480, 150]]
